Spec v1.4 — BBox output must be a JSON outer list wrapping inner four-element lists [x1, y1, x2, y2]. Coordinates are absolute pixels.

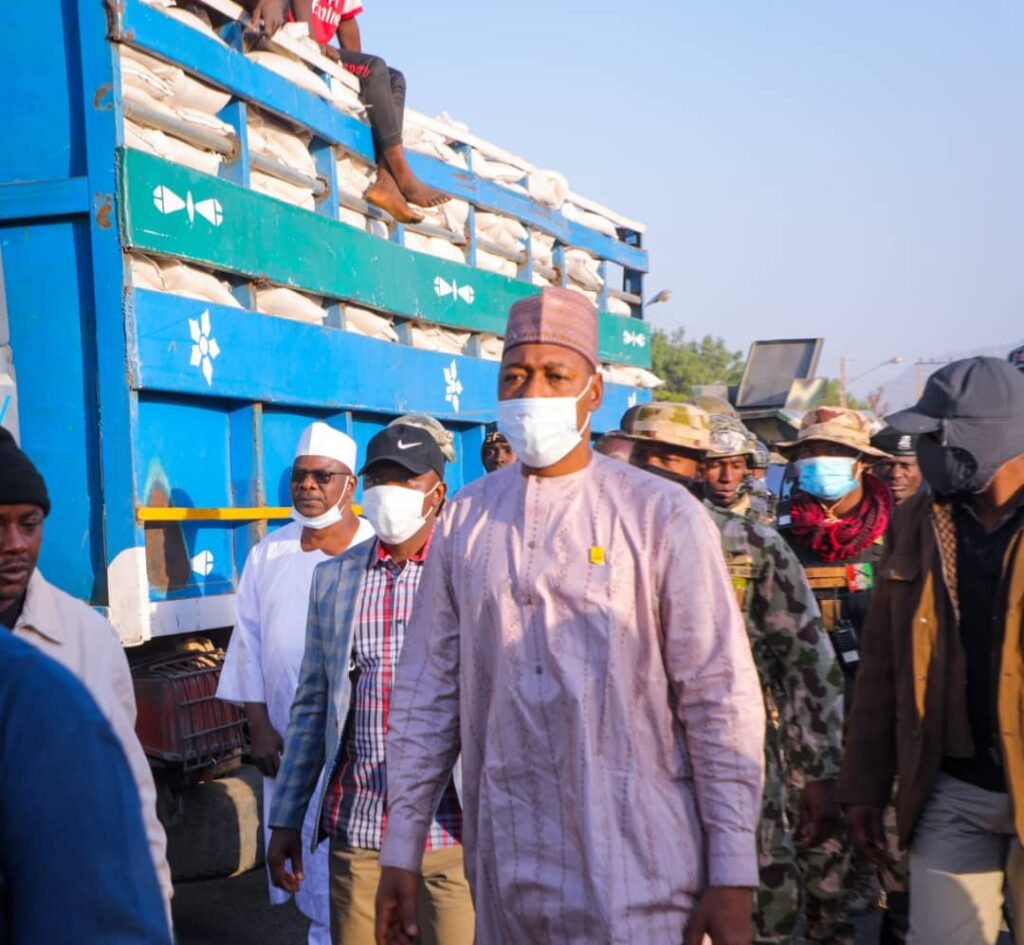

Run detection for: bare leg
[[365, 165, 424, 224], [383, 145, 450, 208]]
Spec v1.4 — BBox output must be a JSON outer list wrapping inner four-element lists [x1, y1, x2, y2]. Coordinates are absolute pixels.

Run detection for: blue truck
[[1, 0, 654, 869]]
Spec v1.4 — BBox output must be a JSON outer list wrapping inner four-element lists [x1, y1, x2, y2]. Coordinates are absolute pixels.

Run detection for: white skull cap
[[294, 422, 358, 472]]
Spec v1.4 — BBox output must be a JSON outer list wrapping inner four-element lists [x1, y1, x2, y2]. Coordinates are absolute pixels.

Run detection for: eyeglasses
[[290, 469, 349, 486]]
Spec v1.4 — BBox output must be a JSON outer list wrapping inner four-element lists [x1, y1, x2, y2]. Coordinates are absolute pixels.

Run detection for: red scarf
[[789, 473, 893, 563]]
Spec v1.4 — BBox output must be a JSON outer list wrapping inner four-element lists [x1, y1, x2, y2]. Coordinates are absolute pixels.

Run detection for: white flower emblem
[[443, 360, 463, 413], [623, 329, 647, 348], [189, 310, 220, 385]]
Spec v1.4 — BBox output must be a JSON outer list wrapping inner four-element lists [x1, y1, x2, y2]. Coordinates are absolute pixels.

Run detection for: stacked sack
[[131, 255, 241, 308], [120, 46, 233, 176], [336, 155, 389, 239], [248, 109, 319, 210], [405, 200, 470, 264], [475, 213, 528, 278]]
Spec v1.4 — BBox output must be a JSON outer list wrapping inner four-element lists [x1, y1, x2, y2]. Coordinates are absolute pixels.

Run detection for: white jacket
[[14, 570, 173, 917]]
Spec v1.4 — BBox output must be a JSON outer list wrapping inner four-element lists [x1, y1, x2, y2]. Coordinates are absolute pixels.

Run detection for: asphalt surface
[[173, 868, 309, 945], [171, 868, 906, 945]]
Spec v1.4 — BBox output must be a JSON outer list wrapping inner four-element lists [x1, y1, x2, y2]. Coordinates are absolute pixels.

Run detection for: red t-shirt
[[308, 0, 362, 45]]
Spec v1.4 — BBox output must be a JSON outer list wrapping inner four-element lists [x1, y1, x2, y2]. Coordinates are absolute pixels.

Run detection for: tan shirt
[[14, 570, 173, 915]]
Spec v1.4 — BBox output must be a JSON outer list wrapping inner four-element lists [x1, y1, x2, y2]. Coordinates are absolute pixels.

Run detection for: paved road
[[173, 869, 308, 945], [172, 869, 900, 945]]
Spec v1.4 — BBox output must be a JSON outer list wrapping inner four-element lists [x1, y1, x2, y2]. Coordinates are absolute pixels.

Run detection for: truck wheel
[[162, 764, 265, 882]]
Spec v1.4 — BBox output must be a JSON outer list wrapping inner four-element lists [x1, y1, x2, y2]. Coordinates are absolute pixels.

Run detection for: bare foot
[[381, 145, 450, 208], [365, 170, 423, 224], [398, 178, 450, 209]]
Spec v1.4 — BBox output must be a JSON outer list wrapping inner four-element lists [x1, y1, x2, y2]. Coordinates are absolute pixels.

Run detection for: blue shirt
[[0, 631, 170, 945]]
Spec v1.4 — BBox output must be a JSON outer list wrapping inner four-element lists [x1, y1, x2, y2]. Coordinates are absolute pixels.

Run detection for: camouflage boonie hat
[[706, 414, 758, 459], [776, 406, 888, 459], [621, 402, 711, 453]]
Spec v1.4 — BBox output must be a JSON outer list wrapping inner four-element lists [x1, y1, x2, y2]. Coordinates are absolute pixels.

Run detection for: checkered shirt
[[321, 539, 462, 850]]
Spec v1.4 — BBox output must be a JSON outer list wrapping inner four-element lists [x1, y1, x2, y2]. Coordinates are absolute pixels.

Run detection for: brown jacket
[[838, 491, 1024, 846]]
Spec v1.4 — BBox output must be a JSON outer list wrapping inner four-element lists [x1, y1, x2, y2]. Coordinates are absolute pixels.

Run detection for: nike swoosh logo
[[396, 439, 422, 450]]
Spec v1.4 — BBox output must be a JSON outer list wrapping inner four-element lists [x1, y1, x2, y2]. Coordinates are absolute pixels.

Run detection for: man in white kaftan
[[376, 288, 766, 945], [218, 423, 373, 945]]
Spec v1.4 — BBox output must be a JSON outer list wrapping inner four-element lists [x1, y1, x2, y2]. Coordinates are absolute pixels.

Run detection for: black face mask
[[641, 463, 707, 499], [916, 436, 982, 498]]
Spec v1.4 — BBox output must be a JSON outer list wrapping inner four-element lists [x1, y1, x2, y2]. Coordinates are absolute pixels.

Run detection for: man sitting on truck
[[218, 422, 375, 945], [0, 427, 174, 926], [247, 0, 449, 225]]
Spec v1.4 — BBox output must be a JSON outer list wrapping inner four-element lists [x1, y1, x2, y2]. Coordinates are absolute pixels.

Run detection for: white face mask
[[361, 483, 438, 545], [291, 477, 352, 530], [497, 377, 595, 469]]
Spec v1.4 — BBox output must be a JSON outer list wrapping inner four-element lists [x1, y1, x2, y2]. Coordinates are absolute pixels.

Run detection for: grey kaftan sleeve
[[659, 504, 767, 887], [379, 521, 463, 872]]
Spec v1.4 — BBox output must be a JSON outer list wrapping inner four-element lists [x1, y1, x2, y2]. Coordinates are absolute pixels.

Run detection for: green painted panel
[[118, 149, 651, 367], [598, 313, 652, 367]]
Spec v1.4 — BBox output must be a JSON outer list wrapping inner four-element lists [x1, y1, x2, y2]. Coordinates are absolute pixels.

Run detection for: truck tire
[[163, 764, 265, 882]]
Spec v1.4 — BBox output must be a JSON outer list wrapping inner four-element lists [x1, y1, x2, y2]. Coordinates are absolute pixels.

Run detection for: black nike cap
[[359, 423, 446, 479]]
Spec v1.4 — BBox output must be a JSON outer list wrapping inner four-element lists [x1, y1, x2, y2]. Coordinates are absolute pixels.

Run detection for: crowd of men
[[1, 291, 1022, 945]]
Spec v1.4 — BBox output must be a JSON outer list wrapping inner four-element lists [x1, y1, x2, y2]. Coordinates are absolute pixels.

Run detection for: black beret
[[870, 425, 917, 457], [0, 427, 50, 515]]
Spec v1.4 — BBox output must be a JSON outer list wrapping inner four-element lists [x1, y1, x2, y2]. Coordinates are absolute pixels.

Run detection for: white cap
[[294, 422, 358, 472]]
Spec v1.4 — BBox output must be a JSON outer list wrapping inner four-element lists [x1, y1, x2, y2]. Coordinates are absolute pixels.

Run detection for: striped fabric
[[321, 540, 462, 850]]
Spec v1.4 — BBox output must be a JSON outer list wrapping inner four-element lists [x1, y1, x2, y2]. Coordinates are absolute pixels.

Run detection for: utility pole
[[915, 358, 950, 398], [839, 355, 848, 408]]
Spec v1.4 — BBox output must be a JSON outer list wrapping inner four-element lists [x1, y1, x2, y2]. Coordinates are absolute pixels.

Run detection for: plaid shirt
[[321, 539, 462, 850]]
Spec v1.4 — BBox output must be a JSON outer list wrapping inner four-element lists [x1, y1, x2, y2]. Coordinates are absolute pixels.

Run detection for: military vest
[[776, 500, 884, 634]]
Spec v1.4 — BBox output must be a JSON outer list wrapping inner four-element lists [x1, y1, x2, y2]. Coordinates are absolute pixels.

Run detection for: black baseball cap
[[888, 357, 1024, 434], [359, 424, 446, 479]]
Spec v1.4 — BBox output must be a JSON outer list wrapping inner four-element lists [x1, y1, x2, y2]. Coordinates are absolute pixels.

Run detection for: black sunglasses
[[291, 468, 350, 486]]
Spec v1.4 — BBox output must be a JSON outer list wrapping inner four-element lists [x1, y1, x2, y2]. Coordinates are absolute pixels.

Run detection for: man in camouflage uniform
[[703, 414, 777, 527], [623, 402, 845, 945], [776, 407, 896, 944]]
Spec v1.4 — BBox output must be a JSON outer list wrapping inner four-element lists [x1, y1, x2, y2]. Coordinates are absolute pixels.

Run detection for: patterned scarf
[[790, 473, 893, 563]]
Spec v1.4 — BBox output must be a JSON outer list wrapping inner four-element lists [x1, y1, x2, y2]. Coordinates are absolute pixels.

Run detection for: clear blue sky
[[365, 1, 1022, 402]]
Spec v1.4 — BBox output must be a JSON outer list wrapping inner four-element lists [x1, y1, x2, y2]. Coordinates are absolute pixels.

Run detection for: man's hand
[[846, 804, 892, 867], [375, 866, 420, 945], [683, 886, 752, 945], [267, 828, 304, 893], [248, 0, 288, 36], [795, 778, 839, 848], [245, 703, 284, 777]]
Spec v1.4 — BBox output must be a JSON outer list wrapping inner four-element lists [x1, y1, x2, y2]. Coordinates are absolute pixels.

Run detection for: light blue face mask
[[797, 457, 859, 502]]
